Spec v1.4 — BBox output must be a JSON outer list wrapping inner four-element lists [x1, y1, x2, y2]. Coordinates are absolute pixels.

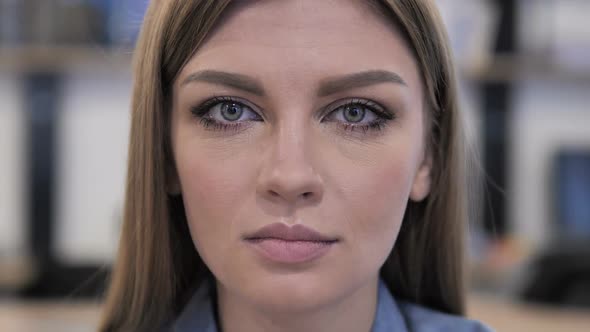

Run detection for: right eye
[[191, 96, 263, 132]]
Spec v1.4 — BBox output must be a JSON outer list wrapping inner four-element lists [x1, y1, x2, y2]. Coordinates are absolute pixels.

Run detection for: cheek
[[173, 138, 258, 270], [334, 144, 418, 269]]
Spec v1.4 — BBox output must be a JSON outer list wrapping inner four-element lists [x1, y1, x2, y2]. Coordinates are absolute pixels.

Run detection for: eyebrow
[[181, 70, 265, 96], [181, 69, 407, 97], [318, 70, 407, 96]]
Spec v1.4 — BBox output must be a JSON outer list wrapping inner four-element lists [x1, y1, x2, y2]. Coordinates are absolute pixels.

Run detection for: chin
[[253, 283, 337, 313], [233, 269, 341, 313]]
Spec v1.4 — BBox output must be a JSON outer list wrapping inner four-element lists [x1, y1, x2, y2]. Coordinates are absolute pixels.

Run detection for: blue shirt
[[168, 279, 493, 332]]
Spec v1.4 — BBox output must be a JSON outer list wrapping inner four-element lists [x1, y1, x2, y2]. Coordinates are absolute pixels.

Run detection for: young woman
[[99, 0, 492, 331]]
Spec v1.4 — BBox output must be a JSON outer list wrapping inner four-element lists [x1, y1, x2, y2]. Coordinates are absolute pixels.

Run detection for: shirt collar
[[173, 278, 408, 332], [372, 278, 409, 332], [172, 281, 217, 332]]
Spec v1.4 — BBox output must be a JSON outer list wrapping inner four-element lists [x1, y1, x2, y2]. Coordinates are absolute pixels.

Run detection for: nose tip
[[260, 163, 324, 206], [257, 141, 324, 207]]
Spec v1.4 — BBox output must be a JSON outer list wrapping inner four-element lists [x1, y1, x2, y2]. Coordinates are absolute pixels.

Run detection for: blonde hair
[[99, 1, 467, 331]]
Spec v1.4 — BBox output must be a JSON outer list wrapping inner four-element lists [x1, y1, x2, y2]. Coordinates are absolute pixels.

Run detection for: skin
[[169, 0, 432, 331]]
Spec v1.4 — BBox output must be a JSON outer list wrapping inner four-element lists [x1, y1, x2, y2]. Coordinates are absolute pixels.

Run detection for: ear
[[166, 160, 181, 195], [409, 149, 433, 202]]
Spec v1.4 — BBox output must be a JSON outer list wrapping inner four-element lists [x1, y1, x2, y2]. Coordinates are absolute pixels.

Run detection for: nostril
[[265, 190, 318, 201]]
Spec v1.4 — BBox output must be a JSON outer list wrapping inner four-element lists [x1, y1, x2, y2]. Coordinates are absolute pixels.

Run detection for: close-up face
[[170, 0, 432, 313]]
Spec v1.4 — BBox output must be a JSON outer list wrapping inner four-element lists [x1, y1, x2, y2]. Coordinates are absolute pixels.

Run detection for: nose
[[256, 123, 324, 208]]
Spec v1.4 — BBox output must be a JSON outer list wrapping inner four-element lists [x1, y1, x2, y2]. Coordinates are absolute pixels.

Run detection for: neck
[[216, 277, 379, 332]]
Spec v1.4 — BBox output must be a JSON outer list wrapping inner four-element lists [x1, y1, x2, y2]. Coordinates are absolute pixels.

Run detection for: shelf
[[468, 291, 590, 332], [0, 256, 36, 289], [463, 54, 590, 84], [0, 301, 101, 332], [2, 46, 590, 84], [0, 45, 132, 73]]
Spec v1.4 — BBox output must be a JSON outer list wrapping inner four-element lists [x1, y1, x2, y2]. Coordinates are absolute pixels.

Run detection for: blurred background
[[0, 0, 589, 331]]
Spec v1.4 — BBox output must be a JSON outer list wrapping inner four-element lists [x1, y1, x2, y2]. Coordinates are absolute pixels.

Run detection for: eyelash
[[190, 96, 395, 135]]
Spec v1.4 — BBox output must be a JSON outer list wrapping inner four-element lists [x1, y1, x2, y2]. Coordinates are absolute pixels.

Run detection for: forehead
[[204, 0, 395, 47], [177, 0, 420, 91]]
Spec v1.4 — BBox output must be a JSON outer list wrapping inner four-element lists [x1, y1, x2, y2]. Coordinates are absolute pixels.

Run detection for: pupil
[[222, 102, 242, 120], [345, 106, 364, 122]]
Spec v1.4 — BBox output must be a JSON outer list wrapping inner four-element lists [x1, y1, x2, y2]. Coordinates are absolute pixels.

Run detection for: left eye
[[327, 103, 380, 124]]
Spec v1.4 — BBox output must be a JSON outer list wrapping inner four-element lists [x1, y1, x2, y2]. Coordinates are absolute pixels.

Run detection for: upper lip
[[244, 223, 338, 242]]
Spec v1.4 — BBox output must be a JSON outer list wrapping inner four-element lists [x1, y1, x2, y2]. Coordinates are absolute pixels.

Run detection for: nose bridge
[[275, 116, 308, 164], [257, 115, 323, 205]]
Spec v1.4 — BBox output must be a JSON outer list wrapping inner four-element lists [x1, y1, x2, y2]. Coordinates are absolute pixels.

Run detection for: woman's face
[[170, 0, 431, 312]]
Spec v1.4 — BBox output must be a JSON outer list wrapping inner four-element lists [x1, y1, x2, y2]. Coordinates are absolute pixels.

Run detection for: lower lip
[[245, 238, 336, 264]]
